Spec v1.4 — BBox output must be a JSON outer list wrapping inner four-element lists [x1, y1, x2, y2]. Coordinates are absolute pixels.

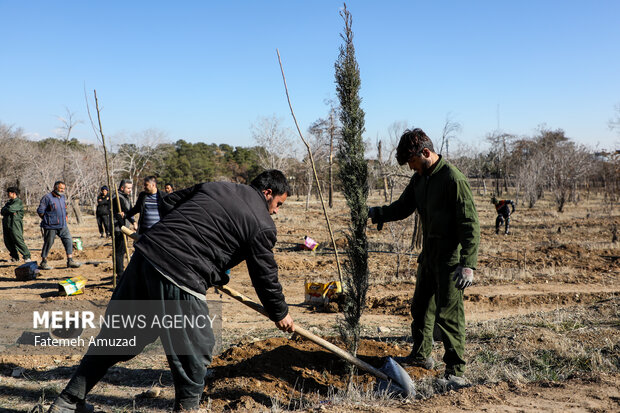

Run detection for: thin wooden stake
[[111, 177, 131, 265], [92, 90, 117, 288], [276, 49, 343, 286]]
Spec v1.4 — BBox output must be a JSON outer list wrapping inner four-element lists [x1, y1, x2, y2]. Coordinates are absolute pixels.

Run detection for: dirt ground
[[0, 189, 618, 412]]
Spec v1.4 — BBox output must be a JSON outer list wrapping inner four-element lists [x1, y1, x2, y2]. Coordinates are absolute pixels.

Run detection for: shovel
[[216, 284, 415, 397], [121, 226, 415, 396]]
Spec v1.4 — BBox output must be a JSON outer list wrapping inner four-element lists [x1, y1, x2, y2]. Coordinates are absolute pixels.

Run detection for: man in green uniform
[[1, 187, 31, 262], [368, 128, 479, 388]]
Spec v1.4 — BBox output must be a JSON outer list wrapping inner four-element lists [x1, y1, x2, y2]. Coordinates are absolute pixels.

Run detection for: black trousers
[[113, 232, 126, 275], [96, 214, 111, 236], [495, 213, 511, 234], [60, 251, 215, 410]]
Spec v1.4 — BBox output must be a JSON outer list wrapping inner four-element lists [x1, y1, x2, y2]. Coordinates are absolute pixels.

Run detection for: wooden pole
[[112, 177, 131, 263], [92, 90, 117, 288], [276, 49, 344, 286]]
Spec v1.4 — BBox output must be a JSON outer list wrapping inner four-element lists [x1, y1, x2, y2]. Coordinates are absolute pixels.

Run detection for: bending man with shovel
[[368, 128, 480, 390], [48, 170, 293, 413]]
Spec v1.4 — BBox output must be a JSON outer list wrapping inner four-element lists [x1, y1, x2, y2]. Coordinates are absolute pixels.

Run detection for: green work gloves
[[453, 265, 474, 289]]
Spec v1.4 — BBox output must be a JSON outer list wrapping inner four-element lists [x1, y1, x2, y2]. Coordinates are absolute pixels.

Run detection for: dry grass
[[464, 298, 620, 385]]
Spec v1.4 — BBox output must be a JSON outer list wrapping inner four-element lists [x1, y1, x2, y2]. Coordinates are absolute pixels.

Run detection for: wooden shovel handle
[[121, 226, 139, 240], [215, 284, 390, 382]]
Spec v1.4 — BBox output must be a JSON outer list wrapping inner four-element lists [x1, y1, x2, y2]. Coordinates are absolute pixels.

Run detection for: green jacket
[[376, 156, 480, 269], [1, 197, 25, 229]]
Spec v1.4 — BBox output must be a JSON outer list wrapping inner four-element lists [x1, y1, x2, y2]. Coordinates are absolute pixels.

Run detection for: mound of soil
[[367, 295, 411, 316], [204, 336, 428, 411]]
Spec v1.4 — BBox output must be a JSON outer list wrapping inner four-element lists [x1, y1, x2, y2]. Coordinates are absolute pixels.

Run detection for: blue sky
[[1, 1, 619, 152]]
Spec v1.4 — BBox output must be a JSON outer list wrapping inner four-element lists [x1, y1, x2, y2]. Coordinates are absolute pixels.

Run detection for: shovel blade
[[375, 357, 416, 397]]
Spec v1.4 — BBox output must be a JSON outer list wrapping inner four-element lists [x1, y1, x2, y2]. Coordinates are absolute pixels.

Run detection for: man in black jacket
[[95, 186, 111, 238], [112, 180, 136, 276], [48, 170, 293, 413], [122, 176, 166, 235]]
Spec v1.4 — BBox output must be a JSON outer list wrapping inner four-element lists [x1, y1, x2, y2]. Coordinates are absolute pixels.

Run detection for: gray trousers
[[41, 226, 73, 258], [60, 251, 215, 410]]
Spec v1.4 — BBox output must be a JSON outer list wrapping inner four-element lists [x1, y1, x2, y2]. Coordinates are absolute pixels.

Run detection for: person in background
[[491, 195, 516, 235], [123, 176, 166, 235], [1, 186, 31, 263], [37, 181, 81, 270], [96, 186, 111, 238], [112, 179, 136, 276], [164, 183, 174, 195]]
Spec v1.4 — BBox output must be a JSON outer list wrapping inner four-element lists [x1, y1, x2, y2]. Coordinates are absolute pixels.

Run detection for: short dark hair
[[165, 183, 174, 189], [144, 176, 157, 184], [53, 180, 65, 190], [6, 186, 19, 195], [395, 128, 435, 165], [250, 170, 291, 196], [119, 179, 133, 189]]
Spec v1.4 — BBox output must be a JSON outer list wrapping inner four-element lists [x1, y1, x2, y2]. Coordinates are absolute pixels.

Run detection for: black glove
[[367, 207, 383, 231]]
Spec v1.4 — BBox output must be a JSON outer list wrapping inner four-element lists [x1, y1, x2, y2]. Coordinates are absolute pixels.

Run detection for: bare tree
[[609, 102, 620, 135], [67, 145, 107, 211], [250, 115, 296, 173], [0, 124, 27, 196], [29, 140, 65, 194], [547, 140, 590, 212], [305, 119, 331, 210], [486, 131, 515, 195], [376, 139, 389, 201], [55, 109, 86, 222], [517, 150, 547, 208], [114, 129, 168, 199], [326, 103, 340, 208], [381, 121, 409, 200], [56, 108, 82, 181], [438, 113, 462, 158]]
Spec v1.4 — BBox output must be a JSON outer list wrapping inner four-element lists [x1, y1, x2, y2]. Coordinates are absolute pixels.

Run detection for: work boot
[[436, 374, 470, 391], [47, 396, 94, 413], [67, 258, 82, 268], [39, 260, 52, 270], [393, 355, 435, 370]]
